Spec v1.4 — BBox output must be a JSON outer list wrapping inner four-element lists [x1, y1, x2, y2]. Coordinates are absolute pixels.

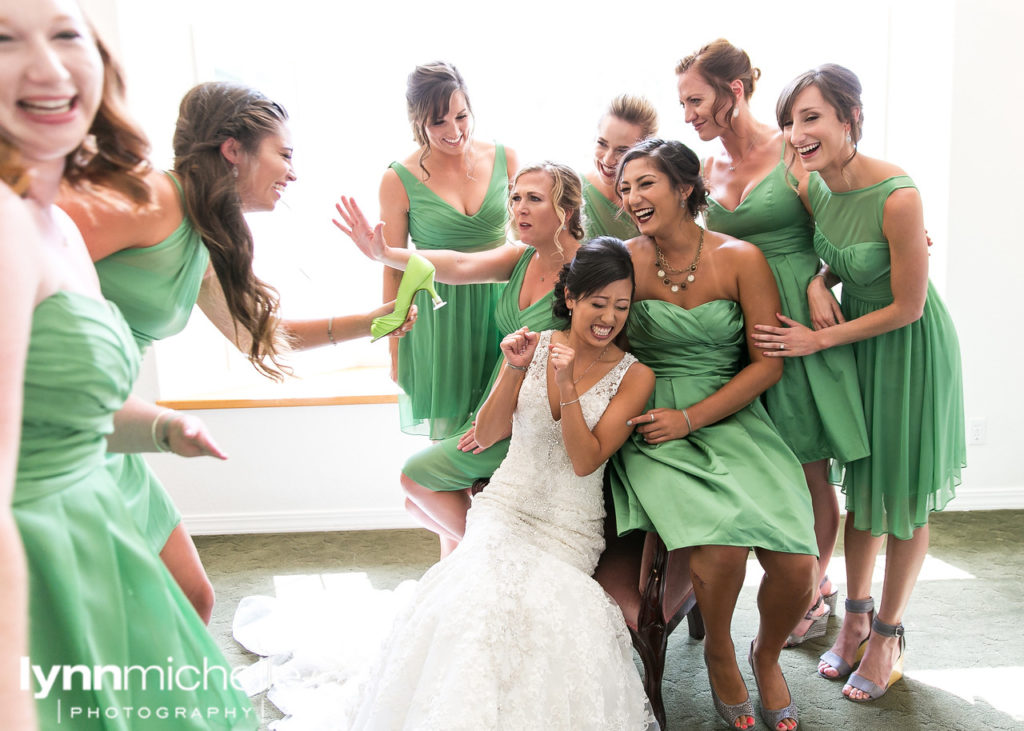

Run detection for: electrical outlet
[[968, 417, 987, 445]]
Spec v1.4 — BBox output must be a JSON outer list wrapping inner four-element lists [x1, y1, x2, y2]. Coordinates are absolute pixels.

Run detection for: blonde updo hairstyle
[[605, 94, 659, 139], [676, 38, 761, 130], [508, 162, 584, 254]]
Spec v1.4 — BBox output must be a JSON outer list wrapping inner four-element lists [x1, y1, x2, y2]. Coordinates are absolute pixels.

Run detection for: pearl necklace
[[654, 227, 704, 292]]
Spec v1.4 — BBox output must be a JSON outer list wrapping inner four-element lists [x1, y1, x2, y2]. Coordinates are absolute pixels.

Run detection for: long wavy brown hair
[[1, 23, 150, 201], [172, 82, 292, 380]]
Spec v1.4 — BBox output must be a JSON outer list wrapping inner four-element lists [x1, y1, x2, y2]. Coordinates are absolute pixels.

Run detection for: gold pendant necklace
[[654, 226, 704, 293], [572, 343, 610, 385]]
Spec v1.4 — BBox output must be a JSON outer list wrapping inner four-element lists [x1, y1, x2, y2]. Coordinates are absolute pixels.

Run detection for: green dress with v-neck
[[706, 159, 869, 465], [93, 171, 210, 552], [582, 178, 638, 241], [807, 173, 964, 538], [403, 246, 568, 490], [390, 145, 509, 439], [608, 298, 818, 554], [15, 292, 254, 729]]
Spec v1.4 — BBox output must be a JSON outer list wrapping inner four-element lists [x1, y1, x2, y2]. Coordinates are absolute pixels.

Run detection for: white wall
[[83, 0, 1024, 533]]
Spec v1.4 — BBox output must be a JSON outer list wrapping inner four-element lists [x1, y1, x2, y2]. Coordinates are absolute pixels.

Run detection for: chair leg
[[632, 534, 671, 730], [686, 602, 706, 640]]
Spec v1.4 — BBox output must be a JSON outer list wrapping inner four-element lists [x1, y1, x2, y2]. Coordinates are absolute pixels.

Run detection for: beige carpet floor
[[196, 510, 1024, 730]]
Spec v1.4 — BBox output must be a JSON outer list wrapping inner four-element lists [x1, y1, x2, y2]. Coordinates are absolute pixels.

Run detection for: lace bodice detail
[[470, 331, 637, 574]]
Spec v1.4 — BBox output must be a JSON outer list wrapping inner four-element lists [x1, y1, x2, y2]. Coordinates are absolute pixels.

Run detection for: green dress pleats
[[14, 292, 255, 729], [93, 172, 210, 552], [403, 247, 568, 490], [582, 178, 638, 241], [808, 173, 965, 538], [391, 146, 510, 439], [608, 299, 818, 555], [706, 160, 869, 464]]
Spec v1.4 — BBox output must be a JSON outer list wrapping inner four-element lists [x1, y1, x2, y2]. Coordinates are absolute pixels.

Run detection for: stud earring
[[732, 106, 739, 119]]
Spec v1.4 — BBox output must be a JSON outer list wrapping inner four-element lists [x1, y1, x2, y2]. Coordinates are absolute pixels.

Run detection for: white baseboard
[[941, 485, 1024, 511], [183, 486, 1024, 536], [182, 508, 418, 535]]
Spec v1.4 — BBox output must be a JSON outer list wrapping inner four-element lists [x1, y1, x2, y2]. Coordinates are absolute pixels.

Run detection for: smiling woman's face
[[0, 0, 102, 166]]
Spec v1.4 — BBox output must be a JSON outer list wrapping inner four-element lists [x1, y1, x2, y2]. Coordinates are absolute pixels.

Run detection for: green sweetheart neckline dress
[[92, 171, 210, 552], [14, 292, 254, 729], [807, 173, 965, 538], [402, 247, 567, 491], [390, 145, 510, 440], [706, 159, 869, 465], [608, 298, 818, 554]]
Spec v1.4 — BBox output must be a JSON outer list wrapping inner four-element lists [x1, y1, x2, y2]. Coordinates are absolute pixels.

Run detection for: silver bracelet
[[559, 397, 580, 407], [327, 316, 337, 345], [681, 408, 693, 435], [506, 363, 528, 372], [151, 410, 173, 452]]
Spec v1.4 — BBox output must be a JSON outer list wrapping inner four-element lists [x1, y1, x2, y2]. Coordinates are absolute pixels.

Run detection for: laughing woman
[[583, 94, 658, 240], [609, 139, 818, 731], [676, 39, 870, 646], [762, 64, 964, 703], [380, 61, 519, 440], [0, 0, 254, 725], [337, 161, 581, 557], [58, 81, 414, 623]]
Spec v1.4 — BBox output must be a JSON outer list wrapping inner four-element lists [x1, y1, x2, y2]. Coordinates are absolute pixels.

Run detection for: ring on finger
[[649, 413, 655, 423], [779, 342, 786, 350]]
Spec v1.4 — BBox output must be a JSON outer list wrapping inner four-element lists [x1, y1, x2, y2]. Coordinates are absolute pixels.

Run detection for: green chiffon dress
[[391, 146, 510, 439], [808, 173, 965, 538], [402, 247, 567, 490], [608, 299, 818, 555], [93, 172, 210, 553], [706, 160, 869, 465], [582, 178, 638, 241], [14, 292, 254, 729]]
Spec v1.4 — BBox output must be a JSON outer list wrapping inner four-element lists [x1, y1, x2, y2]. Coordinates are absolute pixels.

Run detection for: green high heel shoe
[[371, 253, 445, 342]]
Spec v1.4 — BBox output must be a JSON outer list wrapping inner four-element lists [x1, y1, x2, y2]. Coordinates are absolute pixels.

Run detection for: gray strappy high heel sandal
[[845, 617, 906, 702], [818, 597, 873, 679]]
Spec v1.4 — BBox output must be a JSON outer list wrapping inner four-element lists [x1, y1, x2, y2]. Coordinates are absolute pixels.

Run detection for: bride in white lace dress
[[343, 237, 657, 729]]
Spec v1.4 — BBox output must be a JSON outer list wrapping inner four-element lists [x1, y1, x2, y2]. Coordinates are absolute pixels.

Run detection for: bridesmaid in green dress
[[583, 94, 658, 241], [336, 162, 583, 557], [1, 1, 254, 726], [677, 39, 870, 645], [59, 82, 415, 623], [761, 65, 964, 702], [610, 139, 818, 731], [380, 62, 519, 440]]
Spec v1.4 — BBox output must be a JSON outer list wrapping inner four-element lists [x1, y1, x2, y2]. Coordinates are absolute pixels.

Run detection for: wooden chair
[[593, 512, 704, 730], [471, 479, 704, 729]]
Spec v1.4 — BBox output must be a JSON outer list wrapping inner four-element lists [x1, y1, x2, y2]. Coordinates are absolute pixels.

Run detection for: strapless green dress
[[608, 299, 818, 555], [391, 146, 509, 439], [808, 173, 965, 538], [582, 178, 638, 241], [403, 247, 567, 490], [706, 161, 869, 464], [14, 292, 254, 729], [93, 172, 210, 553]]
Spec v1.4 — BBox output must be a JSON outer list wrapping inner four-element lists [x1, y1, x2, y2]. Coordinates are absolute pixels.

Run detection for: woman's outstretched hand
[[369, 300, 418, 338], [333, 196, 387, 261], [500, 327, 539, 371], [166, 414, 228, 460]]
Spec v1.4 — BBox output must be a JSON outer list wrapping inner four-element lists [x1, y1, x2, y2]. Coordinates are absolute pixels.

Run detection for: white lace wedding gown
[[235, 331, 655, 730]]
